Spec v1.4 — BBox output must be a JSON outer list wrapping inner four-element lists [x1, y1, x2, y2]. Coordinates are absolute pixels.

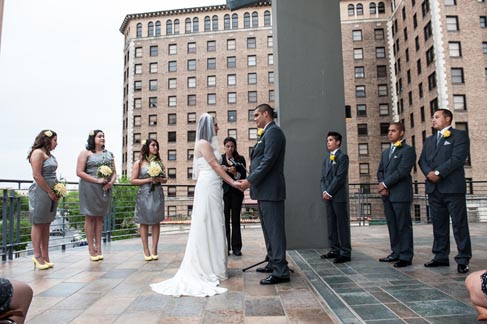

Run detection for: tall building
[[120, 0, 486, 217], [340, 0, 487, 190]]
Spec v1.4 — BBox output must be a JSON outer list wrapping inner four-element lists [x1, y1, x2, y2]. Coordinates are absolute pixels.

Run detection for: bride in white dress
[[150, 113, 242, 297]]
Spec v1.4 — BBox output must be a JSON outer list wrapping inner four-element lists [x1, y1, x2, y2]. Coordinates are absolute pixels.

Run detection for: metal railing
[[1, 179, 486, 261]]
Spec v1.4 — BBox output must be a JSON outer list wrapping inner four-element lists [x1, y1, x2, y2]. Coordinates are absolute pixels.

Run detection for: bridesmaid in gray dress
[[27, 129, 59, 270], [76, 130, 117, 261], [130, 139, 167, 261]]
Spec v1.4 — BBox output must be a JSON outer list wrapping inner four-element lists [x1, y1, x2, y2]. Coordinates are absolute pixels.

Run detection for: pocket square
[[444, 141, 451, 145], [393, 155, 398, 158]]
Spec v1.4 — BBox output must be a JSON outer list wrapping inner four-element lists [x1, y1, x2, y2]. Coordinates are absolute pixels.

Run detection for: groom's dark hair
[[255, 103, 277, 119], [327, 131, 342, 147]]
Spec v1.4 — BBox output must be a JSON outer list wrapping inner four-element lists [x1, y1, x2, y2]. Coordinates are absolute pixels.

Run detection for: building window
[[355, 66, 365, 78], [228, 129, 237, 139], [135, 47, 142, 58], [268, 71, 274, 83], [445, 0, 456, 5], [418, 82, 424, 98], [207, 75, 216, 87], [212, 15, 219, 30], [244, 12, 251, 28], [358, 124, 368, 136], [148, 115, 157, 126], [232, 13, 239, 29], [187, 168, 193, 179], [227, 39, 236, 50], [448, 42, 461, 57], [248, 55, 257, 67], [424, 21, 432, 40], [420, 106, 425, 122], [207, 58, 216, 70], [267, 36, 273, 48], [451, 68, 464, 83], [168, 132, 176, 143], [174, 19, 180, 34], [187, 59, 196, 71], [483, 42, 487, 54], [379, 104, 389, 116], [269, 90, 275, 102], [187, 77, 196, 89], [167, 168, 176, 179], [168, 61, 177, 72], [377, 65, 387, 78], [224, 14, 231, 30], [134, 98, 142, 109], [370, 3, 377, 14], [134, 64, 142, 74], [228, 92, 237, 104], [134, 81, 142, 91], [248, 73, 257, 84], [378, 84, 388, 96], [380, 123, 389, 136], [356, 3, 364, 15], [187, 95, 196, 106], [168, 44, 177, 55], [426, 46, 435, 65], [187, 113, 196, 124], [134, 115, 141, 127], [352, 30, 362, 41], [166, 79, 176, 91], [357, 104, 367, 117], [248, 91, 257, 103], [149, 80, 157, 91], [359, 163, 370, 175], [348, 4, 355, 16], [207, 93, 216, 105], [188, 186, 195, 198], [374, 28, 384, 40], [378, 1, 385, 13], [227, 56, 236, 68], [481, 16, 487, 28], [268, 54, 274, 65], [376, 47, 386, 58], [417, 59, 422, 74], [249, 128, 258, 140], [150, 45, 158, 56], [415, 36, 420, 51], [421, 0, 430, 16], [356, 85, 366, 97], [207, 40, 216, 52], [264, 10, 271, 26], [227, 74, 236, 86], [168, 96, 177, 107], [166, 20, 173, 35], [247, 37, 256, 49], [149, 63, 158, 74], [446, 16, 459, 31], [353, 48, 364, 60], [168, 113, 177, 125], [168, 150, 176, 161], [133, 133, 141, 144], [187, 131, 196, 142], [252, 11, 258, 27], [149, 132, 157, 140], [358, 143, 368, 155], [185, 18, 192, 33], [187, 42, 196, 54], [428, 72, 436, 90], [228, 110, 237, 122], [453, 95, 466, 110], [204, 16, 211, 31]]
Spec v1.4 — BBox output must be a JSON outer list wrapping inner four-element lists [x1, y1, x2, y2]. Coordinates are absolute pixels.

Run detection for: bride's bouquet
[[147, 159, 165, 192]]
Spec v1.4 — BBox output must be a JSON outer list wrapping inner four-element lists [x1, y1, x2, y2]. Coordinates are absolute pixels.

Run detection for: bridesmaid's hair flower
[[89, 130, 95, 136], [141, 139, 147, 146], [44, 130, 53, 137]]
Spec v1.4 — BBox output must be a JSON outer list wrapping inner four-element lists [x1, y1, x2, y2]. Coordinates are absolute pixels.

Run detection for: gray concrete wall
[[272, 0, 347, 249]]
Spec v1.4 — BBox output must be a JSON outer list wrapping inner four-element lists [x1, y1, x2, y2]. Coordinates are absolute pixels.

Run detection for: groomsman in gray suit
[[240, 103, 290, 285], [320, 131, 351, 263], [418, 109, 472, 274], [377, 122, 416, 268]]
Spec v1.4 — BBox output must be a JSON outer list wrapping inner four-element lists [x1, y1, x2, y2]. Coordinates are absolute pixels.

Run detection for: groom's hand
[[239, 179, 251, 190]]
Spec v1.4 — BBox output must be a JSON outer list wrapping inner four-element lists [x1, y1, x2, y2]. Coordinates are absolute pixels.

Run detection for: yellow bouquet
[[147, 159, 165, 191], [52, 181, 67, 198], [97, 165, 113, 178]]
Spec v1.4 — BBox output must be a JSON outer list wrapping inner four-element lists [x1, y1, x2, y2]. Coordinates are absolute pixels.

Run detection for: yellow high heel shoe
[[150, 255, 158, 260], [32, 257, 50, 270], [143, 254, 152, 261], [90, 255, 99, 262], [45, 261, 54, 268], [97, 255, 104, 260]]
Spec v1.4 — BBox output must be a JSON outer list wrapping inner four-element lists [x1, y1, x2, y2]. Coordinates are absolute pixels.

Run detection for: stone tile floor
[[0, 222, 485, 323]]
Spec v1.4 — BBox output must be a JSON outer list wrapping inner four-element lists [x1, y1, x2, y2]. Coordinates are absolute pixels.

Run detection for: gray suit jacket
[[320, 149, 349, 203], [248, 121, 286, 201], [377, 143, 416, 203], [418, 127, 469, 194]]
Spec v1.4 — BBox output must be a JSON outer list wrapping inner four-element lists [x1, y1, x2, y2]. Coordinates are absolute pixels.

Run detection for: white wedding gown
[[150, 156, 228, 297]]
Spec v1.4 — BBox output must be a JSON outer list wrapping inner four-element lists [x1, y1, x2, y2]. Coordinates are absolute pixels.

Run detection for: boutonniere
[[257, 128, 265, 138], [443, 130, 451, 138], [330, 154, 335, 161], [393, 140, 402, 148]]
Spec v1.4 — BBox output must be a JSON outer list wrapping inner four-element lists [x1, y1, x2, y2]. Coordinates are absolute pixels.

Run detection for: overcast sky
[[0, 0, 223, 186]]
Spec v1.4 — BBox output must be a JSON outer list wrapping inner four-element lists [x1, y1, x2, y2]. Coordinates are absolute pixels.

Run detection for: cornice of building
[[119, 1, 272, 34]]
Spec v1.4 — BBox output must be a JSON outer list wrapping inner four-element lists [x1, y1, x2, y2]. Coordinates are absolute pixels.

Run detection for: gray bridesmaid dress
[[135, 165, 165, 224], [28, 155, 58, 224], [79, 151, 114, 216]]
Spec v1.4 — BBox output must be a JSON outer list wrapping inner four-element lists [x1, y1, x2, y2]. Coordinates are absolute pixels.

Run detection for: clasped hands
[[377, 182, 389, 196], [232, 179, 251, 192], [425, 171, 441, 183]]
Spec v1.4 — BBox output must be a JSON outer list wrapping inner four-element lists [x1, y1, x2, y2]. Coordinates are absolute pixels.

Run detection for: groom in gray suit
[[377, 122, 416, 268], [418, 109, 471, 274], [240, 103, 290, 285]]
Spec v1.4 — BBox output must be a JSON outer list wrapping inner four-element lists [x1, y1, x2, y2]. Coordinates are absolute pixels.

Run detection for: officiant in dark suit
[[377, 122, 416, 268], [320, 131, 351, 264], [418, 108, 472, 274], [240, 103, 290, 285], [221, 137, 246, 256]]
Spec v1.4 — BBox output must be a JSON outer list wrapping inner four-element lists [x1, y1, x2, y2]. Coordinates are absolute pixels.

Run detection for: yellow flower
[[330, 154, 335, 161], [443, 130, 451, 138], [147, 161, 163, 177], [89, 130, 95, 136], [97, 165, 113, 178], [257, 128, 265, 137], [44, 130, 53, 137], [141, 139, 147, 146], [393, 140, 402, 147], [52, 182, 67, 198]]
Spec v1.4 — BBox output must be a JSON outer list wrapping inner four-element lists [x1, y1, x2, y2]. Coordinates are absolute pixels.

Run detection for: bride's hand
[[233, 180, 244, 192]]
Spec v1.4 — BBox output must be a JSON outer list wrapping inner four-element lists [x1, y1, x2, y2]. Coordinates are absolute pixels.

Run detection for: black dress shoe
[[424, 260, 449, 267], [333, 256, 351, 264], [260, 275, 290, 285], [379, 255, 399, 262], [256, 267, 273, 273], [457, 264, 469, 274], [233, 250, 242, 256], [394, 260, 412, 268], [320, 251, 338, 259]]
